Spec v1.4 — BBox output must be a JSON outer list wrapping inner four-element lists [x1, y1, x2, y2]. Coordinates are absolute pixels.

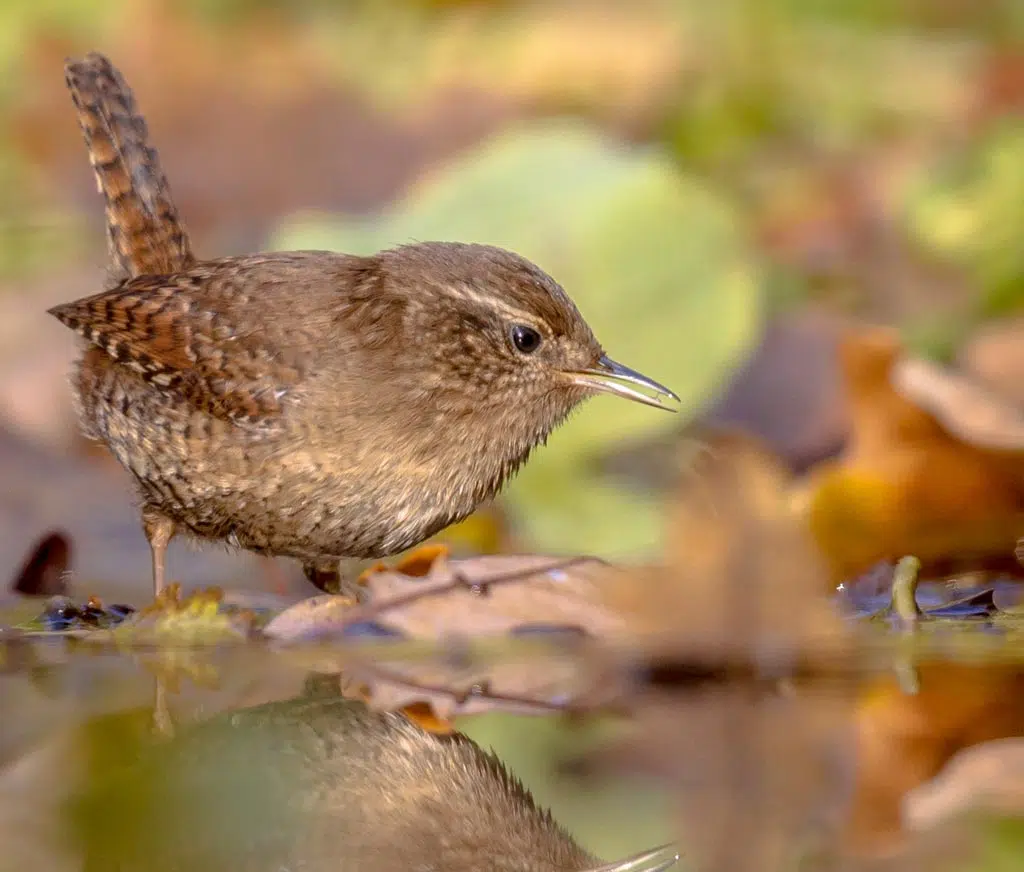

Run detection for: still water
[[4, 587, 1024, 872]]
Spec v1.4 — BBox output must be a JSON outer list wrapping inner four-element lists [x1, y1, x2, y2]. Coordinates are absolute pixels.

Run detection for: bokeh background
[[3, 0, 1024, 865], [5, 0, 1024, 584]]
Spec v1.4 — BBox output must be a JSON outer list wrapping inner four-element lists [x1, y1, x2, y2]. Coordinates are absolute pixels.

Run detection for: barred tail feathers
[[64, 51, 194, 279]]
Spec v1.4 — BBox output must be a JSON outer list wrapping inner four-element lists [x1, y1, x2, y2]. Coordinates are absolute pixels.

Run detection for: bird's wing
[[48, 256, 340, 424]]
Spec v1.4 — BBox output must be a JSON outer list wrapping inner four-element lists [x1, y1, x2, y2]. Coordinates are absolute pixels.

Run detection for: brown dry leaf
[[357, 554, 620, 639], [575, 434, 856, 872], [893, 357, 1024, 453], [959, 316, 1024, 408], [8, 531, 71, 597], [265, 550, 618, 730], [597, 431, 849, 660], [267, 552, 621, 644], [261, 594, 358, 643], [802, 326, 1024, 583]]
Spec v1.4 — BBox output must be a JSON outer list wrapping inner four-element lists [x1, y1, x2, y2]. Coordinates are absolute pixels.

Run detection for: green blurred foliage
[[272, 122, 762, 558], [458, 711, 675, 861], [965, 818, 1024, 872], [907, 122, 1024, 317], [657, 0, 979, 174], [2, 0, 1021, 320]]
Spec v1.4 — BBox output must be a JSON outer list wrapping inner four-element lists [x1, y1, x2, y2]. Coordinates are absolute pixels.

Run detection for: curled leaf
[[894, 356, 1024, 452], [597, 431, 848, 661], [803, 327, 1024, 583], [9, 531, 71, 597]]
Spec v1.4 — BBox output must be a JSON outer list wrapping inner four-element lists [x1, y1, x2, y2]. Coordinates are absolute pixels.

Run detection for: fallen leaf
[[959, 316, 1024, 408], [570, 433, 856, 872], [106, 585, 259, 645], [837, 559, 1016, 622], [264, 548, 610, 729], [8, 531, 71, 597], [893, 356, 1024, 452], [266, 554, 620, 645], [262, 594, 357, 643], [596, 431, 848, 661], [802, 327, 1024, 584]]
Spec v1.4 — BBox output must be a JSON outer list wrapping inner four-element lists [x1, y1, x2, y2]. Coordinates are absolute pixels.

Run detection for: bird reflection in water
[[68, 695, 679, 872]]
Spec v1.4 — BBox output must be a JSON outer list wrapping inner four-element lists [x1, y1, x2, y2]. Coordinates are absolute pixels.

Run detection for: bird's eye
[[510, 324, 542, 354]]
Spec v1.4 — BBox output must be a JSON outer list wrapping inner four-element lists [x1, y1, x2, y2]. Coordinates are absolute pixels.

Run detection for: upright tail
[[64, 52, 194, 281]]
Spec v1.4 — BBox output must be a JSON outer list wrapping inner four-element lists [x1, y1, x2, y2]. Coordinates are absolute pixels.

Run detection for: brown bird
[[49, 52, 679, 598], [71, 695, 679, 872]]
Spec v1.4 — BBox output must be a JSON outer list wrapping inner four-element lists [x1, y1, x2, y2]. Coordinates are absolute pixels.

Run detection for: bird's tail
[[64, 51, 194, 280]]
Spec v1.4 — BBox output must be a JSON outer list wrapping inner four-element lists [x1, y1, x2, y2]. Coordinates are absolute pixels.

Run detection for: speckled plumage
[[51, 53, 674, 597], [54, 246, 599, 564]]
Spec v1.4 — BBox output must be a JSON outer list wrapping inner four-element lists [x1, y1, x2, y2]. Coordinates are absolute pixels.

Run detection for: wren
[[49, 53, 679, 597], [71, 695, 679, 872]]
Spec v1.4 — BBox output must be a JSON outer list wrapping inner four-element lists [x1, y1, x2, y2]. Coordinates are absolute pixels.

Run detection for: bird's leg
[[303, 558, 344, 595], [142, 509, 177, 597], [152, 674, 175, 740]]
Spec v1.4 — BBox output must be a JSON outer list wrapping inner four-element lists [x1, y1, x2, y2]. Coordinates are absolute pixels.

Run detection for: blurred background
[[4, 0, 1024, 593], [3, 1, 1024, 867]]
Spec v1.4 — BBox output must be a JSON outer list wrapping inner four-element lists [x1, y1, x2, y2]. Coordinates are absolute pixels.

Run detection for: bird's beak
[[584, 842, 681, 872], [565, 355, 680, 412]]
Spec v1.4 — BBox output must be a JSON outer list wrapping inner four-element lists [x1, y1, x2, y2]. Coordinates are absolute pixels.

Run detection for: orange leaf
[[802, 327, 1024, 583]]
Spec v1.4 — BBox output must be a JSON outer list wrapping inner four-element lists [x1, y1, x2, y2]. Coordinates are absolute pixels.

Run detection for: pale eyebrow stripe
[[441, 282, 547, 330]]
